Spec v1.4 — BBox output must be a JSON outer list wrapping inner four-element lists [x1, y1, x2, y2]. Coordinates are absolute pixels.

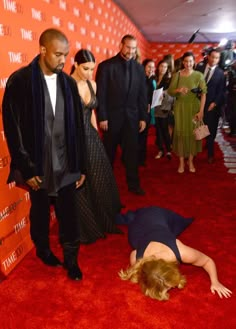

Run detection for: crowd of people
[[2, 28, 233, 300]]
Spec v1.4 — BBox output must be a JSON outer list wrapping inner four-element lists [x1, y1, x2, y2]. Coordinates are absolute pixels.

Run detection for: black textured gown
[[76, 80, 122, 243]]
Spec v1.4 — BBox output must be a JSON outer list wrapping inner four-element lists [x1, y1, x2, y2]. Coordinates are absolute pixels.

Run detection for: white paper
[[151, 87, 163, 108]]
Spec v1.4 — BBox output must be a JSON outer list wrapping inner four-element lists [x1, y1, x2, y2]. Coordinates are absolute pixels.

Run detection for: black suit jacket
[[196, 63, 225, 111], [95, 54, 148, 129]]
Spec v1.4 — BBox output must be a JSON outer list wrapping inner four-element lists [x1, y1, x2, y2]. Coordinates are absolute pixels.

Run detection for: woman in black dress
[[118, 206, 232, 300], [154, 60, 174, 159], [70, 49, 122, 243], [138, 58, 156, 166]]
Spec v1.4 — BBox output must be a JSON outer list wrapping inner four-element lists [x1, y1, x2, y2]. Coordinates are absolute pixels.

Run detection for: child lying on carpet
[[116, 206, 232, 301]]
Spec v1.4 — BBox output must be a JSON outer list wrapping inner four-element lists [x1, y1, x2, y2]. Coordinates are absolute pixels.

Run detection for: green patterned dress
[[168, 70, 207, 157]]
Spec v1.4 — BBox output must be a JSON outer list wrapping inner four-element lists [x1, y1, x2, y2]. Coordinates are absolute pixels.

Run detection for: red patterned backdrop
[[150, 42, 217, 65]]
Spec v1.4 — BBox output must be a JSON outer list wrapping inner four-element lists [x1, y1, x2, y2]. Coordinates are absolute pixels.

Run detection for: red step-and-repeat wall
[[0, 0, 211, 279], [150, 42, 218, 65]]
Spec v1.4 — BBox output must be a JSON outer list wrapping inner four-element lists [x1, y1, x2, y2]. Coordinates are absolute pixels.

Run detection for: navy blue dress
[[118, 206, 193, 262]]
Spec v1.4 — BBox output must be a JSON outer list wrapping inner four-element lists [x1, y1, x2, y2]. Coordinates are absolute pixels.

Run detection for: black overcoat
[[2, 57, 86, 187]]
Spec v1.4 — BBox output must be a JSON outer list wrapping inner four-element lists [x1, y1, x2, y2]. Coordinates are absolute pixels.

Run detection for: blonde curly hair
[[119, 256, 186, 301]]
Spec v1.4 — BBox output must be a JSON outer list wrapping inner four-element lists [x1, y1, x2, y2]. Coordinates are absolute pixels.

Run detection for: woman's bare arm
[[195, 93, 206, 120], [177, 239, 232, 298]]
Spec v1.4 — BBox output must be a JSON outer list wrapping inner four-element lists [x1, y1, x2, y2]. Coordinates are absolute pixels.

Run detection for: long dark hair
[[162, 54, 174, 73], [142, 58, 154, 68], [70, 49, 95, 74], [155, 60, 171, 89]]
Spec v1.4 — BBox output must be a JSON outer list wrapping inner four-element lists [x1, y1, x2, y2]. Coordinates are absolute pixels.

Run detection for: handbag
[[191, 87, 202, 100], [193, 120, 210, 140]]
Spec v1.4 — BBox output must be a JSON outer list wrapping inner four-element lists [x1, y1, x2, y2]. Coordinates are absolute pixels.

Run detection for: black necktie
[[205, 67, 211, 83], [124, 60, 130, 93]]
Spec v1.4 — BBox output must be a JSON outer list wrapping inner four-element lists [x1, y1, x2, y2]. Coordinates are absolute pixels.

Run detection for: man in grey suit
[[196, 48, 226, 163], [96, 35, 148, 195]]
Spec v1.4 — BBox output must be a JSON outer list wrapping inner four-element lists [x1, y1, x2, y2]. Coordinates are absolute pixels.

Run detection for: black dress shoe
[[208, 157, 214, 164], [63, 263, 83, 280], [139, 161, 146, 167], [128, 187, 146, 196], [36, 249, 62, 267]]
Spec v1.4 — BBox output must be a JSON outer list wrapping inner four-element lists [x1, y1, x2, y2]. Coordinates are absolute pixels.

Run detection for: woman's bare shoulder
[[130, 250, 137, 265]]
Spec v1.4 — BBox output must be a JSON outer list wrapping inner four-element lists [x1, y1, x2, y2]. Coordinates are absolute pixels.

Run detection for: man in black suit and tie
[[196, 48, 226, 163], [96, 35, 148, 195]]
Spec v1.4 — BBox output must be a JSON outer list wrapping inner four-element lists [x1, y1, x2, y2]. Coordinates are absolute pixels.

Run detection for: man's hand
[[139, 120, 146, 132], [76, 174, 86, 189], [208, 102, 216, 112], [99, 120, 108, 131], [26, 176, 42, 191]]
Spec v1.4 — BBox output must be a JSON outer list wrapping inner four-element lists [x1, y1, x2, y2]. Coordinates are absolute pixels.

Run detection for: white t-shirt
[[44, 74, 57, 115]]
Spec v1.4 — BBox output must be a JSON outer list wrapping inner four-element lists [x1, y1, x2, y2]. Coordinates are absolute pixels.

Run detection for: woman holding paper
[[138, 59, 156, 166], [154, 60, 174, 159], [168, 52, 207, 173]]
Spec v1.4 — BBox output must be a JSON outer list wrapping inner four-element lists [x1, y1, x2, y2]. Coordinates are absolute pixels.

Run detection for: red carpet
[[1, 128, 236, 329]]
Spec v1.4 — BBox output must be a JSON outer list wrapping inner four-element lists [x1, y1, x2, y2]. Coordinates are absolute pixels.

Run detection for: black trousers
[[155, 117, 171, 153], [29, 183, 80, 251], [103, 120, 140, 190], [204, 108, 220, 157], [138, 114, 150, 165]]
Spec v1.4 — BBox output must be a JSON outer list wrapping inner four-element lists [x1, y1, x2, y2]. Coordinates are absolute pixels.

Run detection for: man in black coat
[[196, 48, 226, 163], [96, 35, 148, 195], [2, 28, 86, 280]]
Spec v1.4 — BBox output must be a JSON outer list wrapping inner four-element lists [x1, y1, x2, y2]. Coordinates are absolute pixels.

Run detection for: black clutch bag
[[191, 87, 202, 94], [191, 87, 202, 99]]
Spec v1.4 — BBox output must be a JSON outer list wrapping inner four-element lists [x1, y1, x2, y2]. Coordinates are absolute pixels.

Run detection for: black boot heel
[[63, 241, 83, 280], [65, 264, 83, 280]]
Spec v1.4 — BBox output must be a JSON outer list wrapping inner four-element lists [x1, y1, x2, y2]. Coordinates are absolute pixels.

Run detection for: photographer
[[219, 40, 236, 72]]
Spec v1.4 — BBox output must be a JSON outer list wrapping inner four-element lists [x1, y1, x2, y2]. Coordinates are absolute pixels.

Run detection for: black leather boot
[[63, 241, 82, 280], [36, 248, 62, 267]]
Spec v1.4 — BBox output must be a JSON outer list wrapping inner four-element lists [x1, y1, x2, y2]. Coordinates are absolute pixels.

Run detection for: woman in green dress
[[168, 52, 207, 173]]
